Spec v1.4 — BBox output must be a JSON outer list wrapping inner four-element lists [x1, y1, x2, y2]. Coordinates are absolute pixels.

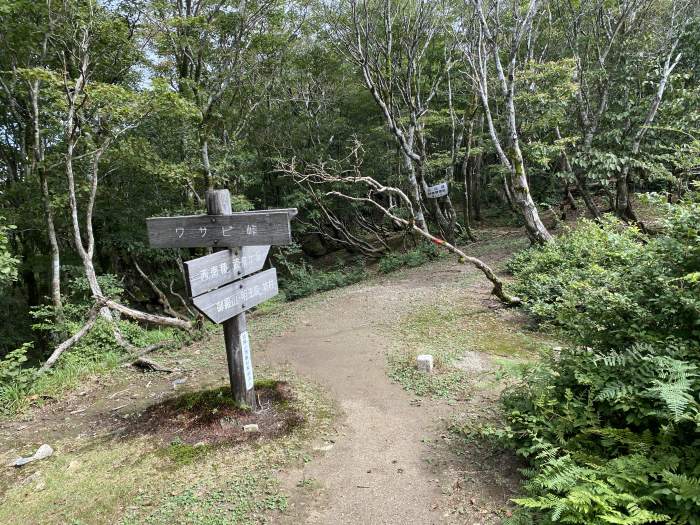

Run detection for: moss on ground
[[173, 386, 241, 411]]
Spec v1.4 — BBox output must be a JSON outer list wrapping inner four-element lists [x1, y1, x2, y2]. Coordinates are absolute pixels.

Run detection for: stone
[[416, 354, 433, 374], [10, 444, 53, 467], [243, 424, 259, 433]]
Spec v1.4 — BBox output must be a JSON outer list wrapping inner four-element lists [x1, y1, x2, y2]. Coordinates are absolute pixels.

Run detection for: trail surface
[[261, 244, 523, 524]]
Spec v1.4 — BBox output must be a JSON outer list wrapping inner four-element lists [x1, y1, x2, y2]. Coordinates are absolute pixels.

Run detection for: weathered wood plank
[[184, 246, 270, 297], [192, 268, 278, 324], [146, 212, 291, 248], [223, 313, 253, 404]]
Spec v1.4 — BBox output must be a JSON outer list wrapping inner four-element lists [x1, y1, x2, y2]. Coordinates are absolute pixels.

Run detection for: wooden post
[[206, 190, 256, 409]]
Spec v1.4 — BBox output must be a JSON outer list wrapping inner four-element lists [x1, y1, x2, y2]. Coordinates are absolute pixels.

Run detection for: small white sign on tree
[[426, 182, 448, 198]]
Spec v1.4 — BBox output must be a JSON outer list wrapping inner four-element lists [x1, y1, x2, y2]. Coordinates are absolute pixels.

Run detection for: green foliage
[[279, 261, 367, 301], [0, 219, 19, 285], [0, 343, 37, 415], [494, 200, 700, 524], [378, 242, 442, 274], [507, 210, 700, 348]]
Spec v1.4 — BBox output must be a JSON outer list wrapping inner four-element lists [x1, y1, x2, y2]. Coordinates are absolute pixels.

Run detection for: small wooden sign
[[426, 182, 448, 198], [184, 246, 270, 298], [147, 211, 293, 248], [192, 268, 278, 324]]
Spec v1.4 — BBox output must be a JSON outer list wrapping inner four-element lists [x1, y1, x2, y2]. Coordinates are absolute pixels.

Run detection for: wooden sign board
[[147, 211, 293, 248], [184, 245, 270, 298], [426, 182, 448, 198], [192, 268, 278, 324]]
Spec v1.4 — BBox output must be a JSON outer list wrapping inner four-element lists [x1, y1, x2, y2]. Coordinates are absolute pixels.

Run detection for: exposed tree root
[[127, 357, 173, 373], [39, 304, 102, 372]]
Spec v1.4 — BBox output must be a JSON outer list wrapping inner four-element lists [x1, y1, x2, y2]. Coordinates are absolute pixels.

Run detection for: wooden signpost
[[146, 190, 296, 408]]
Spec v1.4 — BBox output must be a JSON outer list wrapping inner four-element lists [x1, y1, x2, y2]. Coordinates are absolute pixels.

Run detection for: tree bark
[[615, 47, 681, 220], [468, 1, 552, 244], [28, 80, 63, 313]]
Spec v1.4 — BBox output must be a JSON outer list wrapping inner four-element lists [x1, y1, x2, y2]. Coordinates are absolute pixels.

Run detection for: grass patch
[[160, 440, 211, 466], [172, 386, 240, 411], [0, 346, 122, 417], [388, 301, 548, 399], [388, 303, 473, 399], [0, 438, 164, 525], [250, 293, 288, 316], [0, 372, 336, 525], [122, 472, 288, 525], [0, 319, 188, 418]]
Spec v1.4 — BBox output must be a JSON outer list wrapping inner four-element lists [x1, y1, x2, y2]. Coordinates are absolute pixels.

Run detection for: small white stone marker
[[243, 423, 259, 433], [416, 354, 434, 374]]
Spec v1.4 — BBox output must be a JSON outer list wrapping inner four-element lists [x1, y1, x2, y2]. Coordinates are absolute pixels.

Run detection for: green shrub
[[492, 199, 700, 524], [507, 212, 699, 349], [0, 343, 37, 415], [279, 262, 366, 301], [378, 242, 442, 274]]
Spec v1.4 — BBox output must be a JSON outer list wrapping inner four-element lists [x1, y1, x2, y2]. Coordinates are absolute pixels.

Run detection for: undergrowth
[[378, 242, 443, 274], [485, 197, 700, 524], [0, 273, 187, 417], [279, 261, 366, 301]]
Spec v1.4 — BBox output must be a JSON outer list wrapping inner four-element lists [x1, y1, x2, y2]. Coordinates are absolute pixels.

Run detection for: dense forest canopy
[[0, 0, 698, 357], [1, 1, 700, 523]]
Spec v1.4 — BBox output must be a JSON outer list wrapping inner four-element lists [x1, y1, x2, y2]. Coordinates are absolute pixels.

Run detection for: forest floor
[[0, 228, 558, 524]]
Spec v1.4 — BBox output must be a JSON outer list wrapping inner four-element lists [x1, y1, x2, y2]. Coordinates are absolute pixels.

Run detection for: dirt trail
[[260, 252, 518, 524]]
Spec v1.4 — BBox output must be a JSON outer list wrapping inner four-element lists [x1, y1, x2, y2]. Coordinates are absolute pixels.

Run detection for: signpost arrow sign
[[192, 268, 278, 324], [184, 245, 270, 298], [146, 211, 293, 248]]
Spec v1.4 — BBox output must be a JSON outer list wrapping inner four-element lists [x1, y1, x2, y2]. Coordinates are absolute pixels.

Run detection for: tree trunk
[[39, 167, 62, 312], [555, 126, 601, 220], [615, 45, 680, 221], [460, 154, 477, 242], [471, 153, 482, 221], [201, 134, 213, 191], [509, 151, 553, 244], [400, 138, 428, 232], [615, 169, 637, 221], [27, 77, 63, 314]]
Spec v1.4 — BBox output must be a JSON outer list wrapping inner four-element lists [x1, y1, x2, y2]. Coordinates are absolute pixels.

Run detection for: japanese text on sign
[[240, 331, 254, 391]]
